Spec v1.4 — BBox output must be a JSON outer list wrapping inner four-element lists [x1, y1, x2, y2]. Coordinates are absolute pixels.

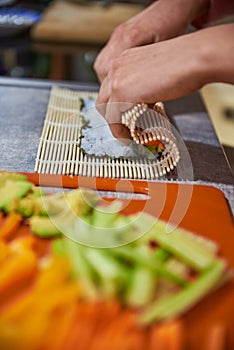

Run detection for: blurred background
[[0, 0, 149, 82]]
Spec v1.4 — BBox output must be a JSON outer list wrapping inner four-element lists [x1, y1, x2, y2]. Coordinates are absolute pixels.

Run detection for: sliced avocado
[[16, 186, 46, 217], [65, 189, 99, 217], [0, 180, 32, 213], [29, 216, 61, 238], [0, 172, 27, 187], [17, 197, 36, 217], [30, 185, 45, 198], [17, 188, 99, 219]]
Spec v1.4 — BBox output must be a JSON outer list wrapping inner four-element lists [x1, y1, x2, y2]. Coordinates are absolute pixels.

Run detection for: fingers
[[95, 98, 132, 145], [93, 16, 154, 83], [94, 24, 131, 83], [94, 48, 111, 83], [96, 74, 111, 114], [105, 99, 121, 124], [108, 123, 132, 145], [95, 45, 155, 142], [96, 97, 133, 144], [96, 62, 136, 125]]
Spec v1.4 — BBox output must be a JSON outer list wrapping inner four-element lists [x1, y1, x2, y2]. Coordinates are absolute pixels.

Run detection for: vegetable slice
[[141, 220, 217, 270], [140, 259, 226, 324]]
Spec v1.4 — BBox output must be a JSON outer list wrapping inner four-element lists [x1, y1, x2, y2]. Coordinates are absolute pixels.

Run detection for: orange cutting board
[[119, 182, 234, 349], [31, 0, 144, 44], [5, 172, 234, 348]]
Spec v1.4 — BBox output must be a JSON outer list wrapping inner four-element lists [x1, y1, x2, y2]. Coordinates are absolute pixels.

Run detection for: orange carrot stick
[[10, 235, 35, 252], [93, 309, 138, 350], [0, 256, 74, 321], [0, 240, 9, 263], [69, 302, 102, 349], [167, 319, 185, 350], [66, 301, 118, 350], [0, 248, 37, 296], [204, 323, 226, 350], [117, 327, 147, 350], [0, 212, 22, 241], [11, 286, 79, 350], [149, 322, 169, 350], [149, 319, 184, 350], [41, 306, 77, 350]]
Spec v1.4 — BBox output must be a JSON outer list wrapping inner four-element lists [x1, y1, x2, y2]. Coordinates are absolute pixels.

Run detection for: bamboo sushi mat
[[35, 86, 179, 179]]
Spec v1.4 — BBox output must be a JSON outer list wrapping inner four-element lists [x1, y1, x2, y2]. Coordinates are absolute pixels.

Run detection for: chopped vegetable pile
[[0, 172, 231, 349]]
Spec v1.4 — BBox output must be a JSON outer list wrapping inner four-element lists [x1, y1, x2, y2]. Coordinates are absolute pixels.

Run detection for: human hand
[[94, 0, 209, 82], [96, 23, 234, 140]]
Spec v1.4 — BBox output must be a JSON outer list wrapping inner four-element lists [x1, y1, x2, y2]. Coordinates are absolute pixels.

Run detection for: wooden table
[[31, 0, 144, 44]]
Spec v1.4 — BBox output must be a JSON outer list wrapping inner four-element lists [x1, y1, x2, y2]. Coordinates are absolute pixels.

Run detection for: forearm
[[94, 0, 210, 81], [199, 23, 234, 85], [97, 23, 234, 107], [120, 0, 210, 45]]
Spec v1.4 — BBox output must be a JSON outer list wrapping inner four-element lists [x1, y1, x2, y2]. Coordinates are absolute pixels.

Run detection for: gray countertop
[[0, 77, 233, 212]]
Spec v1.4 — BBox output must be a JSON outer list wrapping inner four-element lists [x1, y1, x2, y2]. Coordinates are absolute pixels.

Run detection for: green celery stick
[[112, 245, 167, 263], [164, 257, 190, 281], [91, 201, 123, 229], [112, 246, 188, 286], [84, 248, 128, 298], [140, 259, 226, 325], [113, 215, 132, 230], [172, 226, 218, 255], [130, 212, 156, 241], [85, 248, 125, 280], [142, 220, 216, 270], [125, 265, 157, 307], [64, 239, 99, 300], [52, 238, 67, 256]]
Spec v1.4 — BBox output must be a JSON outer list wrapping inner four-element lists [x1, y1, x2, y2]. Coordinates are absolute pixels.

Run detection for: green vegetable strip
[[84, 248, 125, 280], [140, 259, 226, 325], [172, 226, 218, 255], [52, 238, 67, 256], [112, 246, 188, 287], [164, 258, 189, 279], [130, 212, 156, 240], [64, 239, 99, 300], [143, 221, 216, 270], [125, 265, 156, 307], [84, 248, 128, 299], [91, 201, 123, 228]]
